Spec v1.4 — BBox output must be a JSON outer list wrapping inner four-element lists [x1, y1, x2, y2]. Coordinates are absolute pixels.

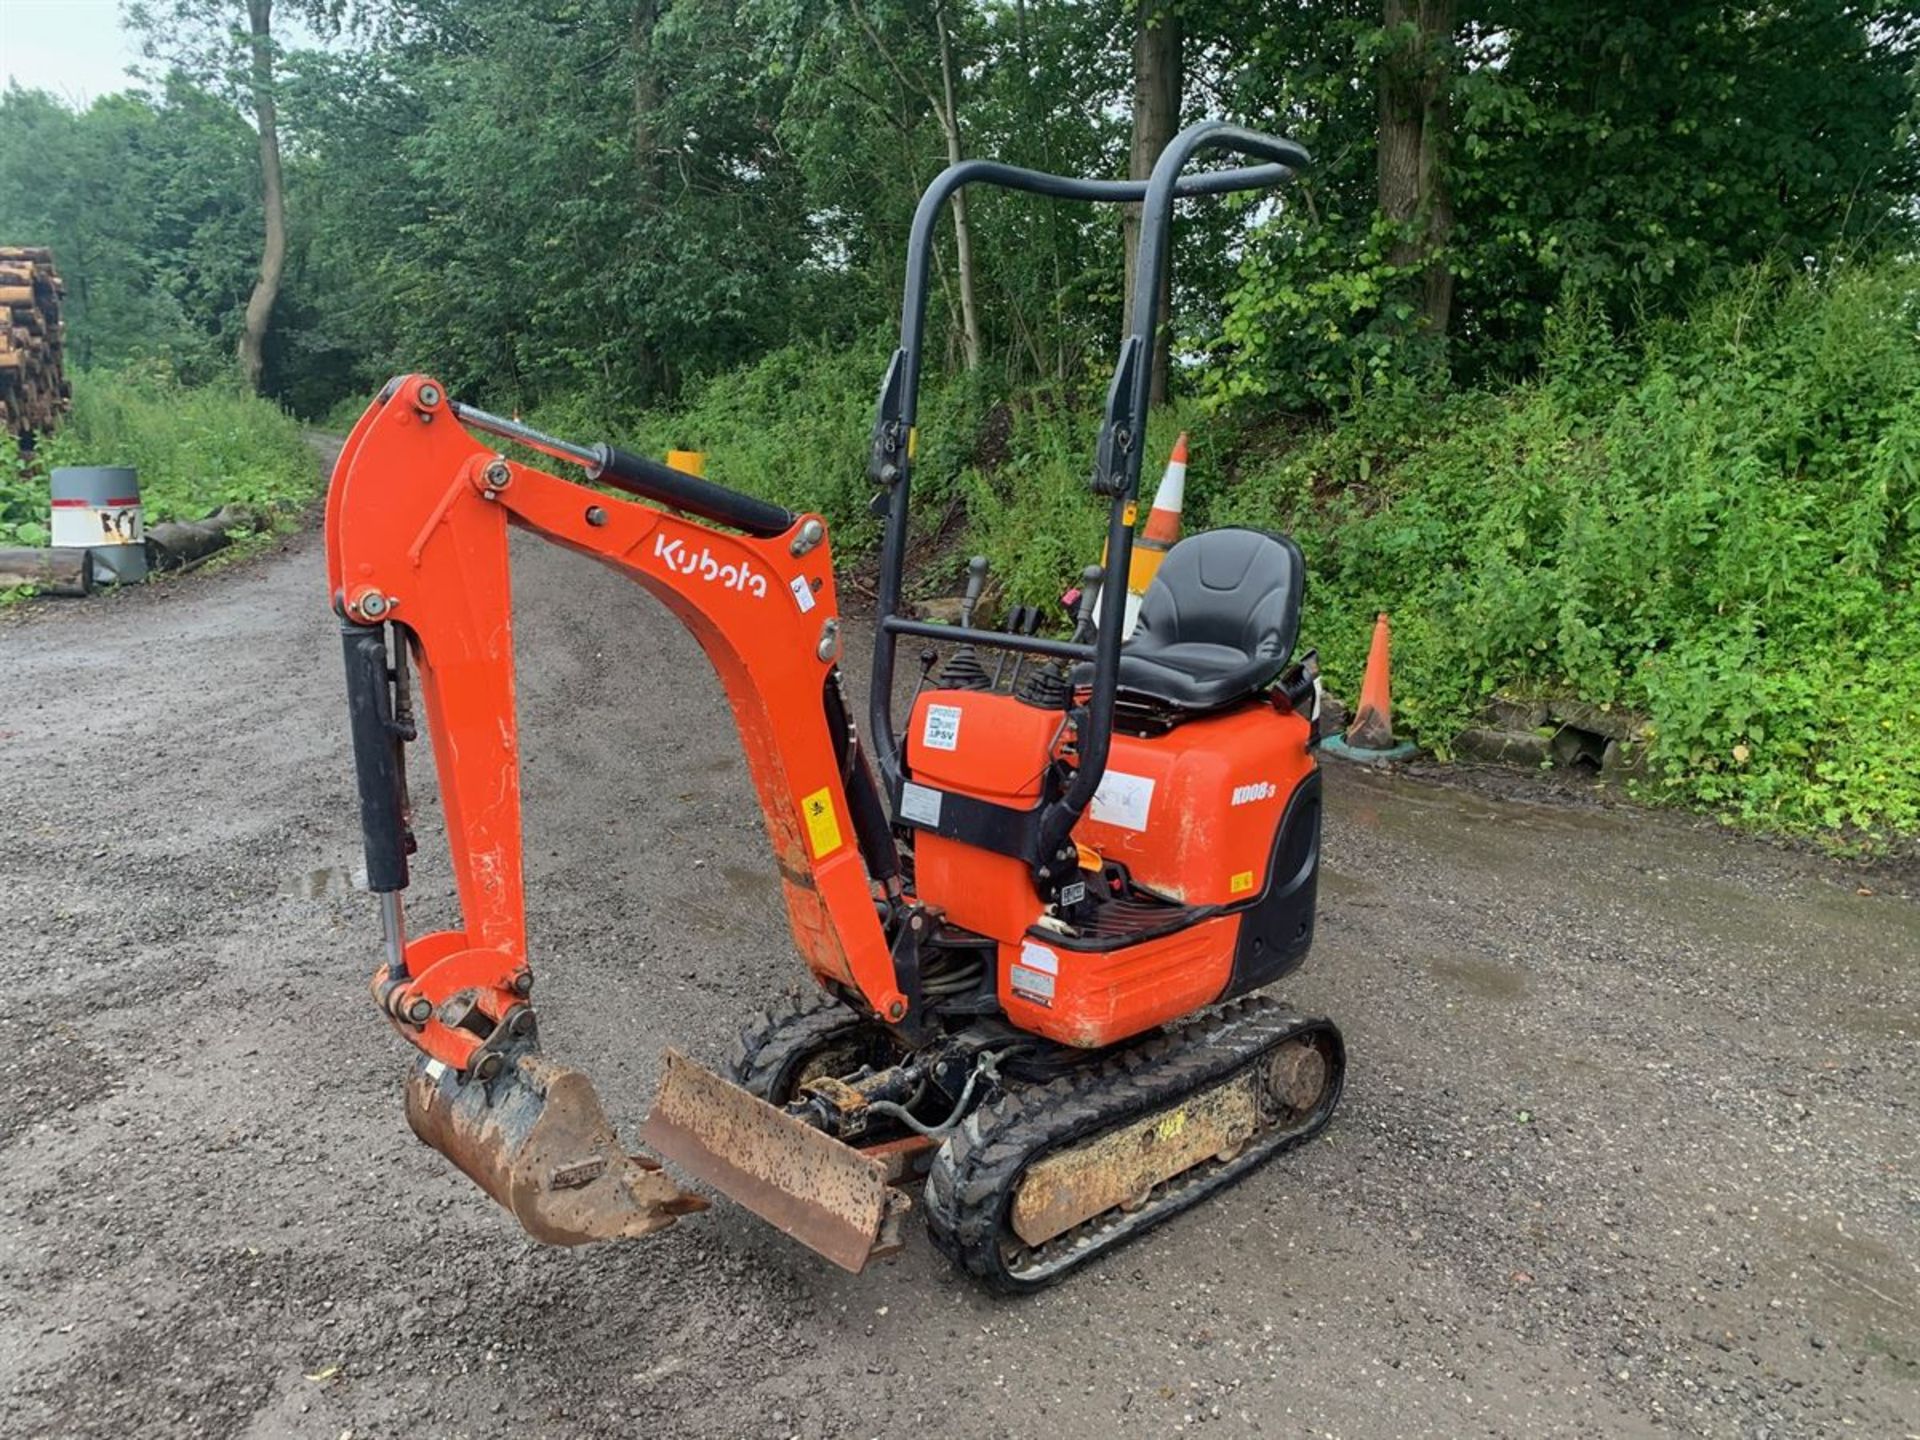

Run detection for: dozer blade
[[640, 1048, 909, 1274], [404, 1051, 708, 1247]]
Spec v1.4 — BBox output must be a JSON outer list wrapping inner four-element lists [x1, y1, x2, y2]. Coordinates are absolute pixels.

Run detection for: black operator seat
[[1079, 528, 1305, 713]]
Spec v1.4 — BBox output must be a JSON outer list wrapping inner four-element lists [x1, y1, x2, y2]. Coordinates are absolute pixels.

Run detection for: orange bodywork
[[902, 686, 1317, 1049], [996, 919, 1242, 1049], [326, 376, 898, 1070], [1079, 705, 1315, 907], [904, 690, 1062, 941]]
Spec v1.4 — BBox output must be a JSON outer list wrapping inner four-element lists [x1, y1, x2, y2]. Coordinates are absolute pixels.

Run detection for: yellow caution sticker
[[1122, 500, 1139, 526], [907, 426, 919, 460], [1229, 869, 1256, 895], [801, 786, 843, 859]]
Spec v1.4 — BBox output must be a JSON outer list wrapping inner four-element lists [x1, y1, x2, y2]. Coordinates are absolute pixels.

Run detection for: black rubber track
[[923, 997, 1344, 1294], [724, 994, 898, 1105]]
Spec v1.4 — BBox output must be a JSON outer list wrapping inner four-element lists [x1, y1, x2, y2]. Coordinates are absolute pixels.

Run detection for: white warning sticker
[[1012, 941, 1059, 1004], [1019, 939, 1060, 974], [1010, 966, 1055, 1005], [922, 703, 962, 751], [1090, 769, 1156, 832], [788, 574, 817, 613], [899, 781, 943, 826]]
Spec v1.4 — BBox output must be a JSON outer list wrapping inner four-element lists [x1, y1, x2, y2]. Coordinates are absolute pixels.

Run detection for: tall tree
[[237, 1, 285, 391], [840, 0, 983, 370], [1123, 0, 1181, 404], [0, 82, 262, 377], [1376, 0, 1455, 343], [125, 0, 345, 391], [934, 0, 982, 370]]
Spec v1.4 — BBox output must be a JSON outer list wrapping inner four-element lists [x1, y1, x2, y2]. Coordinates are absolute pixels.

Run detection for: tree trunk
[[630, 0, 661, 173], [626, 0, 663, 395], [148, 505, 258, 571], [0, 547, 93, 596], [1122, 1, 1181, 405], [935, 3, 982, 372], [237, 0, 285, 392], [1377, 0, 1455, 341]]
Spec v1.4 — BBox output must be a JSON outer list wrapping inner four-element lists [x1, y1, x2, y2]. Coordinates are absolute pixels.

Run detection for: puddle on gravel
[[1429, 954, 1528, 1000], [278, 866, 359, 899], [1760, 1217, 1920, 1364], [721, 863, 780, 900], [1318, 866, 1379, 900], [1329, 766, 1920, 981]]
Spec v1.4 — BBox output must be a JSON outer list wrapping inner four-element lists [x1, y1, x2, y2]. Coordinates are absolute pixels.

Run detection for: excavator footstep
[[641, 1048, 908, 1274], [405, 1051, 707, 1247]]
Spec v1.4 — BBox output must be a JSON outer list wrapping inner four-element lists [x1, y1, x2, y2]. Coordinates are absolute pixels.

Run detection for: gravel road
[[2, 464, 1916, 1438]]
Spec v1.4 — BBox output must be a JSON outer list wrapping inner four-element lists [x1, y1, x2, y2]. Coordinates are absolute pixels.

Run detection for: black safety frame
[[866, 120, 1310, 869]]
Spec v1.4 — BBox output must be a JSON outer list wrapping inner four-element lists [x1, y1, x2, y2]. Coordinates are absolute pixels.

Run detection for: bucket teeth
[[404, 1051, 707, 1247], [641, 1048, 906, 1274]]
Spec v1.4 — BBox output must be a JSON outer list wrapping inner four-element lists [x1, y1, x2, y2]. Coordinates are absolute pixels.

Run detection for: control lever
[[937, 556, 994, 691], [959, 555, 988, 624], [1070, 564, 1103, 643]]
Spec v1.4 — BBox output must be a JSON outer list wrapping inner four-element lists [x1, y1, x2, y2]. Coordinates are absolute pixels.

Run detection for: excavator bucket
[[404, 1051, 708, 1246], [640, 1048, 910, 1274]]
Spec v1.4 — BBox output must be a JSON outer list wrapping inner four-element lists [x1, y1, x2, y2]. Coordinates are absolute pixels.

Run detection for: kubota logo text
[[1231, 781, 1276, 806], [653, 534, 769, 598]]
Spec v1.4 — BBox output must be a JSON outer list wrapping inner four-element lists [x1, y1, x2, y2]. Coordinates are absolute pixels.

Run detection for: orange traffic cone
[[1095, 433, 1189, 638], [1320, 613, 1417, 764]]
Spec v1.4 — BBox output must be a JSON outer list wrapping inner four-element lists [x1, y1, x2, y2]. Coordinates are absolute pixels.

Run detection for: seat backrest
[[1131, 527, 1304, 665]]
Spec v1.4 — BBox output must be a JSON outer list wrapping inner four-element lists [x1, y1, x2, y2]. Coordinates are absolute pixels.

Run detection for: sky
[[0, 1, 143, 105]]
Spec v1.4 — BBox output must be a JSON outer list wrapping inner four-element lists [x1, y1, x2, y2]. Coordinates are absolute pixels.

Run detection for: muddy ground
[[2, 470, 1917, 1438]]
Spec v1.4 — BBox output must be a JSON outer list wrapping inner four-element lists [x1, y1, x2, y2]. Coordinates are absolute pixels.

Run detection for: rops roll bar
[[866, 120, 1310, 872]]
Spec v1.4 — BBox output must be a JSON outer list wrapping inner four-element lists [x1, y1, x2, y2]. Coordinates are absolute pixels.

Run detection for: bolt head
[[474, 1053, 504, 1081], [357, 591, 388, 618], [789, 517, 826, 555], [405, 996, 432, 1025], [417, 383, 442, 408], [887, 1000, 906, 1020], [483, 459, 511, 488], [585, 505, 608, 527]]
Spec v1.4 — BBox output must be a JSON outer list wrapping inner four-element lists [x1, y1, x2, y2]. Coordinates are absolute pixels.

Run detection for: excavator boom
[[326, 376, 906, 1263]]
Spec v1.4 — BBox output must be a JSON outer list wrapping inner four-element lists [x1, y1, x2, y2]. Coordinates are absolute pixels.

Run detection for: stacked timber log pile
[[0, 247, 71, 441]]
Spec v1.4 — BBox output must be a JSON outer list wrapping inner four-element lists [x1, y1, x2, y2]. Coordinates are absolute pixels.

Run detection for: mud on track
[[2, 478, 1917, 1437]]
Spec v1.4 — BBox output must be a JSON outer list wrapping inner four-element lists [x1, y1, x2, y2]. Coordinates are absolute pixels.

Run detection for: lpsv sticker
[[1010, 939, 1059, 1006], [923, 703, 962, 751]]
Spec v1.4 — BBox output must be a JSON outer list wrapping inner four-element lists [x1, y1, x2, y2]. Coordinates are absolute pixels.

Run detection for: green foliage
[[1210, 212, 1445, 411], [965, 393, 1213, 606], [1209, 261, 1920, 841], [1209, 1, 1920, 405], [290, 0, 824, 416], [0, 82, 264, 378], [1, 371, 319, 550], [527, 332, 988, 553]]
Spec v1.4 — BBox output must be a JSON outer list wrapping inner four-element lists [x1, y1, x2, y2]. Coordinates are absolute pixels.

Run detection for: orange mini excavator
[[327, 121, 1344, 1291]]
